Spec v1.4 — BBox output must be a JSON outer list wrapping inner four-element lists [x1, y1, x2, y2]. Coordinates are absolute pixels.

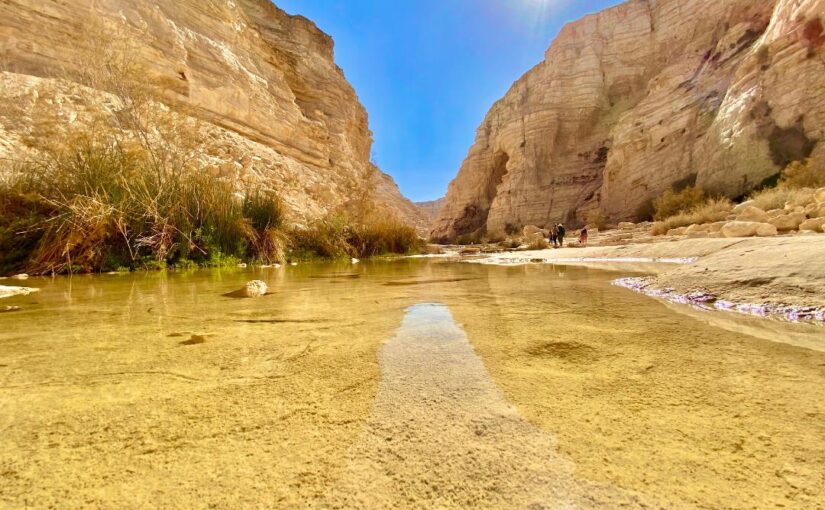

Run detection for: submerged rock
[[244, 280, 268, 298], [0, 286, 40, 299]]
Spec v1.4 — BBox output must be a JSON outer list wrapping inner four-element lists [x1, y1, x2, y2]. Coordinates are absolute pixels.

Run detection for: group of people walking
[[547, 224, 588, 248]]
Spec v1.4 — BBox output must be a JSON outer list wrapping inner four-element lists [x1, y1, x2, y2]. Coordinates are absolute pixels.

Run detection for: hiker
[[557, 223, 566, 247], [579, 227, 588, 247], [549, 225, 558, 247]]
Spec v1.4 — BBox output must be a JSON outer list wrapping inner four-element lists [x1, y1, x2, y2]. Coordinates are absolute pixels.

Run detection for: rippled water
[[1, 260, 823, 508]]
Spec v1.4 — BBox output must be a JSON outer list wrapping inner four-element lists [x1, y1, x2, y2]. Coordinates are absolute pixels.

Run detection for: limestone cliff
[[432, 0, 825, 241], [0, 0, 423, 227], [415, 198, 445, 225]]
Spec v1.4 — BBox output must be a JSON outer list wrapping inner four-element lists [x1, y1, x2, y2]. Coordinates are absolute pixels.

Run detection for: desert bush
[[653, 186, 706, 221], [290, 212, 423, 260], [650, 198, 733, 235], [778, 158, 825, 189]]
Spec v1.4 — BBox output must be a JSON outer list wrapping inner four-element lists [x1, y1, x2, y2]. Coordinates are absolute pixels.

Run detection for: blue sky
[[276, 0, 623, 202]]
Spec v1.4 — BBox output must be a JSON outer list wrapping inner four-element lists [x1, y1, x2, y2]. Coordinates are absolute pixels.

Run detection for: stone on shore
[[522, 225, 546, 238], [618, 222, 636, 230], [736, 206, 770, 223], [799, 217, 825, 233], [732, 200, 755, 213], [815, 187, 825, 203], [807, 203, 825, 219], [721, 221, 776, 238], [243, 280, 268, 298], [769, 212, 806, 232]]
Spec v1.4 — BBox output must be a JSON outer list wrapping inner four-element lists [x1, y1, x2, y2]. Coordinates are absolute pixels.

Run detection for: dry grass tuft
[[651, 198, 733, 235], [653, 186, 706, 221]]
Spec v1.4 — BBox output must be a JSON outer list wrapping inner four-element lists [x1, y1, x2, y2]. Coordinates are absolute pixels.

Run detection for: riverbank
[[469, 235, 825, 323]]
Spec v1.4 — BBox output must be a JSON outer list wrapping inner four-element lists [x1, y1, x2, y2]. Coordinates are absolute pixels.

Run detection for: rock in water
[[351, 258, 360, 264], [0, 286, 40, 299], [431, 0, 825, 241], [244, 280, 268, 298]]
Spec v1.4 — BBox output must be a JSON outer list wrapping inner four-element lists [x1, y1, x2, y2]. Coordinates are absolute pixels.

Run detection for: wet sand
[[0, 261, 823, 508]]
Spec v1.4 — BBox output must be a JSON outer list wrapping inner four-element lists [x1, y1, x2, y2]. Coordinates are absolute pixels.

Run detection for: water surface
[[1, 261, 822, 508]]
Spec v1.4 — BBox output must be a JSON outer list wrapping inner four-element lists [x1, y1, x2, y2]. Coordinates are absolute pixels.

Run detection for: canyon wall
[[0, 0, 424, 228], [432, 0, 825, 241]]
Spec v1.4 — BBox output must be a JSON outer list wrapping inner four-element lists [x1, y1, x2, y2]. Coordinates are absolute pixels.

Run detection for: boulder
[[10, 274, 29, 280], [769, 212, 806, 231], [707, 221, 727, 233], [522, 225, 545, 238], [767, 209, 784, 218], [755, 223, 778, 237], [243, 280, 268, 298], [807, 203, 825, 219], [618, 222, 636, 230], [799, 217, 825, 232], [666, 227, 687, 236], [736, 206, 769, 223], [720, 221, 769, 238], [733, 200, 755, 213], [684, 223, 710, 235], [815, 187, 825, 203]]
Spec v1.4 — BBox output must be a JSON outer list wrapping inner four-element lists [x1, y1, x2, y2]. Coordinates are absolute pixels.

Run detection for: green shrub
[[653, 186, 706, 221]]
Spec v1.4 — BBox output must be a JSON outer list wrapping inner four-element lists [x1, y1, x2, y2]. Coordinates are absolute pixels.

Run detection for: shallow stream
[[1, 260, 823, 508]]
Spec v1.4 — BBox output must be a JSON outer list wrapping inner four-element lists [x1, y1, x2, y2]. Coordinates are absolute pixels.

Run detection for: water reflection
[[326, 303, 652, 508], [0, 261, 822, 508]]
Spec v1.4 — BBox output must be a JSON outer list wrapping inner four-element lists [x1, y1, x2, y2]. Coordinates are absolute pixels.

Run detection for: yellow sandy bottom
[[0, 261, 822, 508]]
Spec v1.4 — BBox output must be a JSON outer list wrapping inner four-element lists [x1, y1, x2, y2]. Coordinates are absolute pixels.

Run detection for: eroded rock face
[[432, 0, 825, 241], [0, 0, 423, 227]]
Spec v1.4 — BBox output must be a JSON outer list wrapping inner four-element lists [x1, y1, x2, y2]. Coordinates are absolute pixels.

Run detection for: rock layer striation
[[0, 0, 424, 227], [432, 0, 825, 240]]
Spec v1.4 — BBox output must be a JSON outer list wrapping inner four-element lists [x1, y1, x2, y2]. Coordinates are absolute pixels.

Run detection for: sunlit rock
[[0, 285, 39, 299], [243, 280, 268, 298], [769, 212, 806, 232], [736, 206, 769, 223]]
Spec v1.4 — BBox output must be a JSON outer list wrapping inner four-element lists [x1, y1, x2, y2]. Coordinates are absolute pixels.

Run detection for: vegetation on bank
[[0, 137, 422, 276], [651, 159, 825, 235], [0, 29, 421, 276]]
